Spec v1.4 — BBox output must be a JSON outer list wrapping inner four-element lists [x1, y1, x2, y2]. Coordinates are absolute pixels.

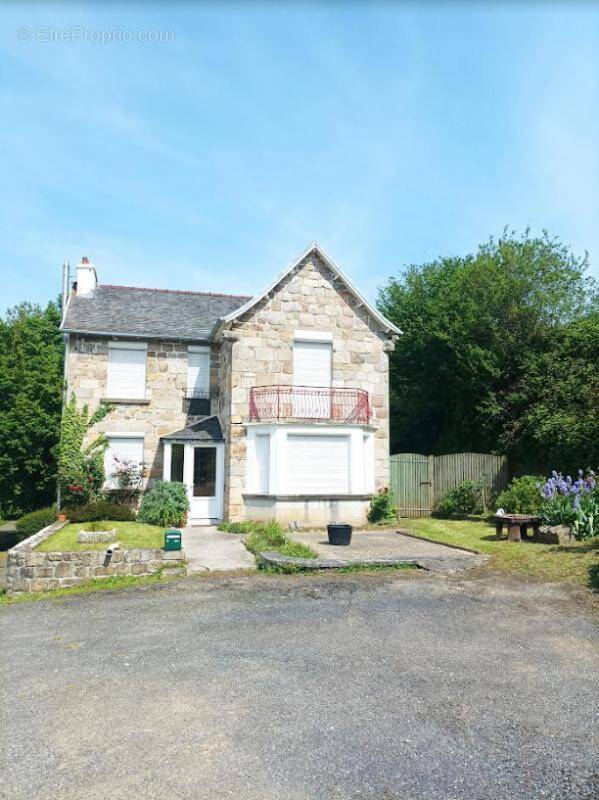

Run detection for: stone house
[[61, 244, 399, 525]]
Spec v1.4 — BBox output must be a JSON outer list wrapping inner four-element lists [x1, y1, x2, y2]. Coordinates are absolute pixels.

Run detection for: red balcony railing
[[249, 385, 370, 424]]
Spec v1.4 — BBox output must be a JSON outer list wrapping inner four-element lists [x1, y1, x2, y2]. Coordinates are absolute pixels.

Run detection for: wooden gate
[[389, 453, 434, 517], [390, 452, 508, 517]]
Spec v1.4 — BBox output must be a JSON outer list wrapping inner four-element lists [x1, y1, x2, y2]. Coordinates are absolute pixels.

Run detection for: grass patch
[[218, 521, 258, 534], [404, 517, 599, 589], [226, 520, 318, 572], [0, 567, 185, 604], [36, 521, 166, 552]]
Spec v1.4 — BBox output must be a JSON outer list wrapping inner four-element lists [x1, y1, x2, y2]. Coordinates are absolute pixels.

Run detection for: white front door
[[184, 443, 224, 524]]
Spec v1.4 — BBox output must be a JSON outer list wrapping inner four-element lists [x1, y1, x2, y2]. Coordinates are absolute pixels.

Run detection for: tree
[[377, 229, 597, 473], [516, 312, 599, 472], [0, 301, 64, 516]]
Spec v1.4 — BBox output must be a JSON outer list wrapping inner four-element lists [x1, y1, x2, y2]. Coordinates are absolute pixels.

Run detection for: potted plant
[[327, 522, 352, 546]]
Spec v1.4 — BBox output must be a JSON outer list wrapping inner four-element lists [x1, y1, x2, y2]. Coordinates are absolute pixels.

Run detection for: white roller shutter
[[255, 434, 270, 493], [187, 349, 210, 396], [104, 436, 144, 488], [107, 344, 147, 399], [293, 341, 332, 387], [287, 434, 349, 493]]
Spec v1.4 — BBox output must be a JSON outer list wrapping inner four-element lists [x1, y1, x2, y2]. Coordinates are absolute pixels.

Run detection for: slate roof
[[61, 285, 251, 341], [161, 416, 224, 442]]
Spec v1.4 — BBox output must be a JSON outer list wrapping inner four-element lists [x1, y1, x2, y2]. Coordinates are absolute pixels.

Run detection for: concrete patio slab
[[287, 529, 488, 573], [181, 526, 257, 573]]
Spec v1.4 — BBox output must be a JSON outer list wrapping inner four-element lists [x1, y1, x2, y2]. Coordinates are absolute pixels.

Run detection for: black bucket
[[327, 524, 352, 546]]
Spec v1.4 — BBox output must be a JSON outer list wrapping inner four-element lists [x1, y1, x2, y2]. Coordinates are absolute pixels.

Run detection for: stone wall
[[67, 336, 220, 484], [218, 251, 393, 521], [6, 522, 184, 594]]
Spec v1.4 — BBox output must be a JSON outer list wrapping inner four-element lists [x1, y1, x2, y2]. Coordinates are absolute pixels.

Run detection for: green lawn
[[36, 521, 165, 552], [403, 517, 599, 589]]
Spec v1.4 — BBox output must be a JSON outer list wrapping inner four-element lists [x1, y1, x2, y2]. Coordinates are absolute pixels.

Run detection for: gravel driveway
[[1, 571, 597, 800]]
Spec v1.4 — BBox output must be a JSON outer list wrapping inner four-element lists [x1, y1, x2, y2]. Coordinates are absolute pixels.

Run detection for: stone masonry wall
[[67, 336, 220, 485], [220, 251, 392, 520], [6, 522, 183, 594]]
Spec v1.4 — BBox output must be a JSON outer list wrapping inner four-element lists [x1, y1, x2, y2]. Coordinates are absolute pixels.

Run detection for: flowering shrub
[[109, 456, 144, 505], [540, 470, 597, 539], [540, 470, 596, 501]]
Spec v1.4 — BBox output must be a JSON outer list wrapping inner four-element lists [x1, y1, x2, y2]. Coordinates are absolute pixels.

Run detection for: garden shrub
[[138, 481, 189, 527], [435, 479, 485, 517], [496, 475, 544, 514], [540, 495, 577, 527], [65, 501, 135, 523], [367, 488, 397, 523], [15, 506, 56, 541]]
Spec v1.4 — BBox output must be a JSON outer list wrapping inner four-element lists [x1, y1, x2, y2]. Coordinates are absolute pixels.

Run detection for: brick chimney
[[75, 256, 97, 295]]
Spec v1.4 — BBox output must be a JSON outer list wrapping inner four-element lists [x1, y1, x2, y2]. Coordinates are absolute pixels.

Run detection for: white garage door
[[287, 434, 349, 493]]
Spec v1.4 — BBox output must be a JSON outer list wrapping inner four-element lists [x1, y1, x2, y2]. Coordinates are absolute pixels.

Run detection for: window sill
[[101, 397, 150, 405]]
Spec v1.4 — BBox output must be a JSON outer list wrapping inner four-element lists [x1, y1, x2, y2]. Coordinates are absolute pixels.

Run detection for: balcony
[[249, 385, 370, 424], [183, 388, 211, 416]]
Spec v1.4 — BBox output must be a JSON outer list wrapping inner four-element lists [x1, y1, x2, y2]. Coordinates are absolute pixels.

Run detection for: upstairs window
[[107, 342, 147, 399], [187, 346, 210, 398]]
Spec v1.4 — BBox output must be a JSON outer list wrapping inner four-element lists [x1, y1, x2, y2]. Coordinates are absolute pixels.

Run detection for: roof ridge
[[98, 284, 252, 300]]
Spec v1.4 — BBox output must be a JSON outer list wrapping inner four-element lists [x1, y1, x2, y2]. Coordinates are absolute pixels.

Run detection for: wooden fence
[[389, 452, 508, 517]]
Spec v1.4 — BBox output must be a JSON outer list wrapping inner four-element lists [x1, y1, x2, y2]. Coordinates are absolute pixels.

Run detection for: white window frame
[[106, 341, 148, 400], [245, 424, 374, 496]]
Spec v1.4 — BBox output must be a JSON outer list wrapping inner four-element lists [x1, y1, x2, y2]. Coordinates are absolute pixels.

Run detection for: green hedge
[[15, 507, 57, 541], [65, 501, 135, 523]]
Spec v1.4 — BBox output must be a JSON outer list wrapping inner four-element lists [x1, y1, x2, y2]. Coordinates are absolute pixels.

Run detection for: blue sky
[[1, 1, 598, 313]]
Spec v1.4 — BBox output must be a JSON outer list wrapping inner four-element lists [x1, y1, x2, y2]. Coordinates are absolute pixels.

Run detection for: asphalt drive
[[1, 570, 598, 800]]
